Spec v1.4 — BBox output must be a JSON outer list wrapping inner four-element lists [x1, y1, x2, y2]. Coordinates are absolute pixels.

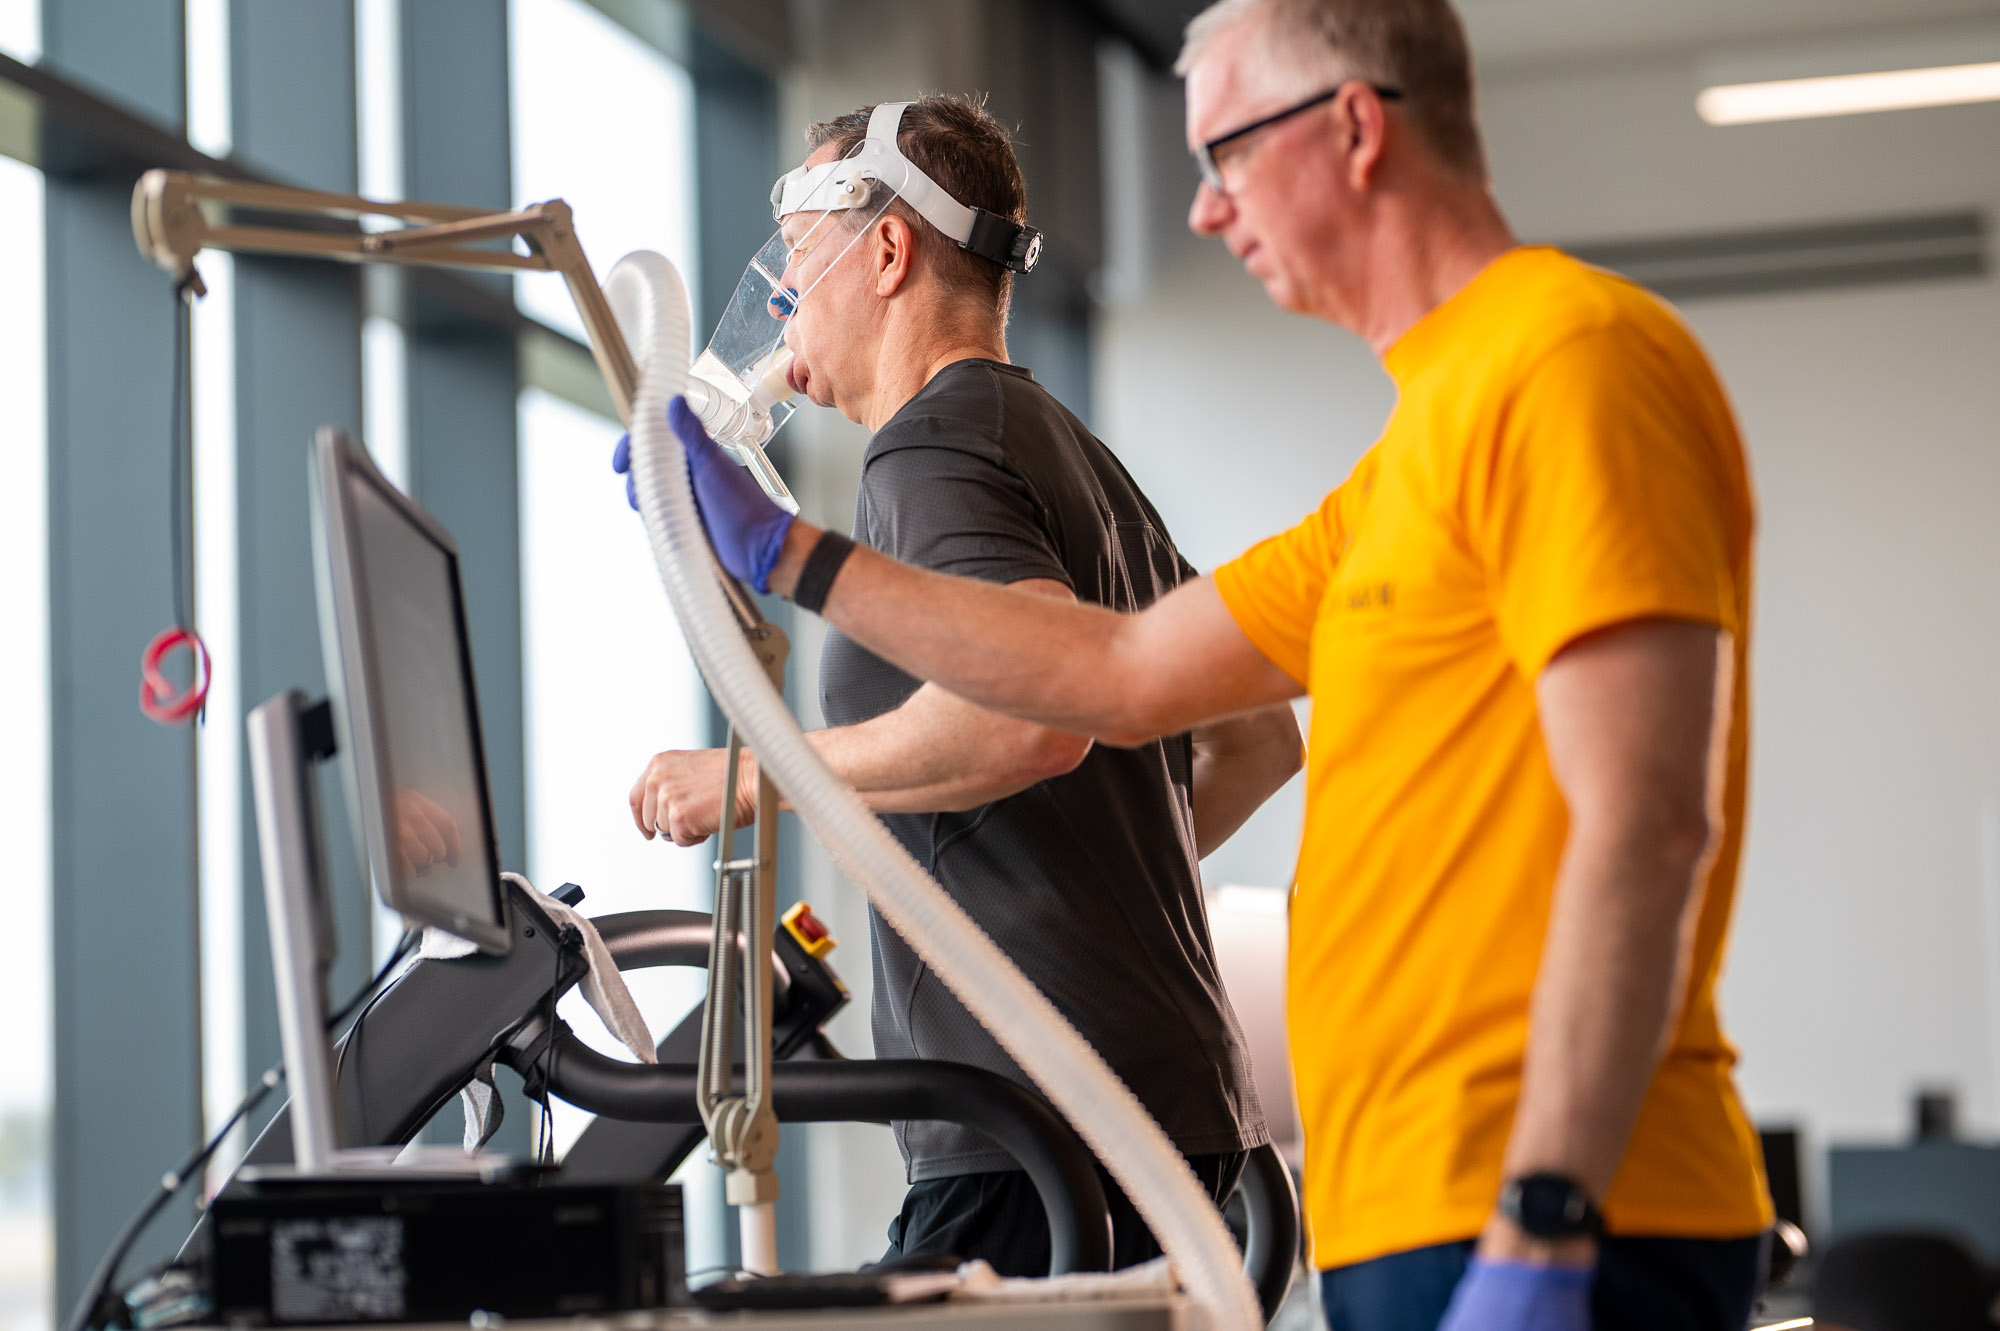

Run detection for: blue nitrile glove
[[611, 433, 637, 510], [667, 394, 795, 593], [1436, 1259, 1591, 1331]]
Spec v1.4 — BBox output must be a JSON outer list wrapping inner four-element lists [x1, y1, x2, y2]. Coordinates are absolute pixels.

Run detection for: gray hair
[[1176, 0, 1270, 77], [1175, 0, 1489, 181]]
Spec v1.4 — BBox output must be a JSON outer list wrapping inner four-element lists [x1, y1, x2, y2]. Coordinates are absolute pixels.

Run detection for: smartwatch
[[1498, 1173, 1604, 1240]]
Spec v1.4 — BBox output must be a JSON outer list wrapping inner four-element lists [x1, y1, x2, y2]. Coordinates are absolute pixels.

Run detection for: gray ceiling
[[1457, 0, 2000, 72], [1077, 0, 1206, 70], [1078, 0, 2000, 74]]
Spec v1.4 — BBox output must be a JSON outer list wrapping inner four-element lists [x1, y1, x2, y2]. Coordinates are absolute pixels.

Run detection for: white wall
[[1092, 34, 2000, 1204], [1695, 279, 2000, 1146]]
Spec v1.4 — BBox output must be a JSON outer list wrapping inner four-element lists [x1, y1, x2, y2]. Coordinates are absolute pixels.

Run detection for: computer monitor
[[310, 426, 511, 955]]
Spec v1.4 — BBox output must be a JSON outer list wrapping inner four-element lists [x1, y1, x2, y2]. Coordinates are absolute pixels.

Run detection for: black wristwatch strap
[[792, 530, 855, 614]]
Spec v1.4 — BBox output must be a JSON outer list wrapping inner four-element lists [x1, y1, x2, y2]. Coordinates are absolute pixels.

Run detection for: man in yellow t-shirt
[[665, 0, 1774, 1325]]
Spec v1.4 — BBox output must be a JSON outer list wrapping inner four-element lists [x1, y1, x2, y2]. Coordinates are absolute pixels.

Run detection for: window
[[511, 5, 738, 1269], [0, 4, 38, 63], [510, 0, 698, 339], [510, 0, 708, 1154], [517, 385, 710, 1081], [0, 151, 51, 1331]]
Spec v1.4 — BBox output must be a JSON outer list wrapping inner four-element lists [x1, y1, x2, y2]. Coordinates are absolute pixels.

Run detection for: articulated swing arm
[[130, 169, 778, 647], [131, 170, 790, 1242], [133, 170, 639, 425]]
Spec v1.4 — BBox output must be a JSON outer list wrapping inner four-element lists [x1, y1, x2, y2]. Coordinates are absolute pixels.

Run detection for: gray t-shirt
[[818, 359, 1267, 1181]]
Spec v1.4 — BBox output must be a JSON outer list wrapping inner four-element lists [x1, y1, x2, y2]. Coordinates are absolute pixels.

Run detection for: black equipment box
[[207, 1178, 684, 1324]]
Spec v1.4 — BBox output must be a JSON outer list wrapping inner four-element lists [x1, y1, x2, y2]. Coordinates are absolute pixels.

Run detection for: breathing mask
[[683, 101, 1046, 512]]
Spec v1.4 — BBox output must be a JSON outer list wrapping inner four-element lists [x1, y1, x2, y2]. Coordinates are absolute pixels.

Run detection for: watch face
[[1508, 1174, 1598, 1238]]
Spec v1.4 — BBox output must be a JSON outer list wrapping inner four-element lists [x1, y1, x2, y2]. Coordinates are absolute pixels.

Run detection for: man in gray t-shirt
[[820, 355, 1263, 1184], [627, 95, 1301, 1274]]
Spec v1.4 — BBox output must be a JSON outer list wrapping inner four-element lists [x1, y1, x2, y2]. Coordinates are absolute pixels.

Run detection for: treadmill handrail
[[592, 908, 791, 1000], [1235, 1143, 1300, 1322], [585, 917, 1302, 1299], [531, 1040, 1115, 1276], [204, 895, 1136, 1281]]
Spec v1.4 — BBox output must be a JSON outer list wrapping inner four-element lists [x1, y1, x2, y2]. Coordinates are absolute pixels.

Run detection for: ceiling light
[[1698, 60, 2000, 125]]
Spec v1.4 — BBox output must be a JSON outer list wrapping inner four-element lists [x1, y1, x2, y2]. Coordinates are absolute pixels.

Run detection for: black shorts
[[882, 1151, 1249, 1277]]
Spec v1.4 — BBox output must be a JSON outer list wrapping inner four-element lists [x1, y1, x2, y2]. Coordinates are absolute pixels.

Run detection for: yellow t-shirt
[[1213, 246, 1772, 1269]]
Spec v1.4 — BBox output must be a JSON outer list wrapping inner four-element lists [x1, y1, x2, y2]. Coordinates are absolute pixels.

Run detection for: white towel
[[952, 1256, 1181, 1302], [459, 1063, 504, 1153], [422, 872, 658, 1066], [420, 872, 664, 1152]]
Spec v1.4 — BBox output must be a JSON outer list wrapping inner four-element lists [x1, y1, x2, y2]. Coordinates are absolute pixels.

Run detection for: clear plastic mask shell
[[683, 147, 913, 513]]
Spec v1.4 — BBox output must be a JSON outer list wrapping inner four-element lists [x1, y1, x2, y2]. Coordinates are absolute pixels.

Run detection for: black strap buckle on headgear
[[962, 208, 1045, 274]]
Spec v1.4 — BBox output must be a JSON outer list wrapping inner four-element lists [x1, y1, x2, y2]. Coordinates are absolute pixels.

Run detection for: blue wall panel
[[227, 0, 370, 1098], [42, 0, 200, 1307]]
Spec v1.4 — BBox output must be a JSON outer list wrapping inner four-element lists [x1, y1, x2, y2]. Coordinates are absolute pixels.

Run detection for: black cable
[[330, 930, 420, 1029], [60, 1066, 286, 1331], [539, 928, 573, 1164], [61, 931, 420, 1331], [331, 930, 421, 1145]]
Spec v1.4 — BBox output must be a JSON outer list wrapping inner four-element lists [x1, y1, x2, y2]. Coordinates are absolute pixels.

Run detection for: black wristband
[[792, 530, 855, 615]]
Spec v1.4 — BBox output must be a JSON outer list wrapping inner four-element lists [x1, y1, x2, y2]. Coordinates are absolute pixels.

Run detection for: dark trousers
[[883, 1151, 1249, 1277], [1320, 1234, 1768, 1331]]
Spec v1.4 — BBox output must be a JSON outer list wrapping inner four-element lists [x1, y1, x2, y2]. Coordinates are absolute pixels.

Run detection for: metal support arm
[[699, 625, 788, 1267], [128, 168, 772, 635], [134, 171, 632, 424]]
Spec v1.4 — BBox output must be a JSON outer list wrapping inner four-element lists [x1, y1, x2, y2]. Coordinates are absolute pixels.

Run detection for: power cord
[[61, 929, 420, 1331], [167, 278, 191, 638], [331, 932, 420, 1145], [139, 279, 211, 727], [538, 923, 582, 1164]]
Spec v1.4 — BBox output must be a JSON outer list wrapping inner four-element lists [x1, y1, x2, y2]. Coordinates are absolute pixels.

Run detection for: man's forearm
[[746, 745, 1025, 817], [801, 688, 1087, 813], [729, 678, 1089, 821], [771, 522, 1146, 737], [1502, 816, 1711, 1202], [1497, 617, 1730, 1255], [1190, 704, 1304, 858], [768, 522, 1302, 745]]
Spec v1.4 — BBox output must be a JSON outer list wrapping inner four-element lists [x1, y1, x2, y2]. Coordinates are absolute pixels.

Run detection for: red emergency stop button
[[783, 901, 837, 958]]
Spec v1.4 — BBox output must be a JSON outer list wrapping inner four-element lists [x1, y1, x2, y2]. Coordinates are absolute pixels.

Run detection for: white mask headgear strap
[[769, 102, 1044, 274]]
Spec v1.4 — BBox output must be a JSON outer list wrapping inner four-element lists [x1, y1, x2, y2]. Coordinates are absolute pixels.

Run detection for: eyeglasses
[[1194, 81, 1404, 196]]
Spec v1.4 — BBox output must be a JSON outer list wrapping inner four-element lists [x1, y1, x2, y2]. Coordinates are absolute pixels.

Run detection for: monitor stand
[[244, 689, 496, 1180], [245, 690, 345, 1174]]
